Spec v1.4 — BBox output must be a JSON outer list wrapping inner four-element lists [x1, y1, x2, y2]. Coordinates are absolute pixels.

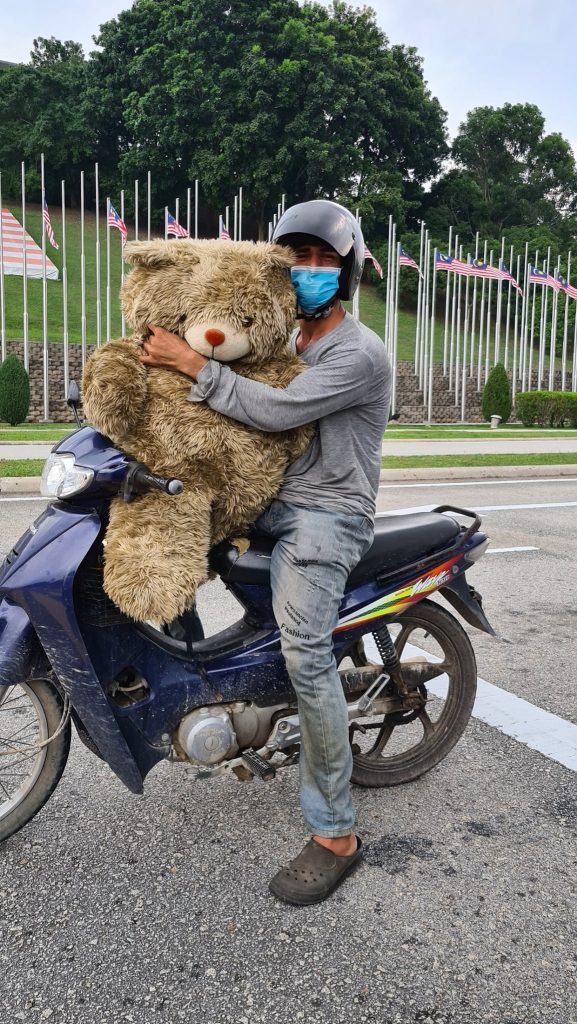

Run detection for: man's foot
[[269, 836, 363, 906], [313, 834, 358, 857]]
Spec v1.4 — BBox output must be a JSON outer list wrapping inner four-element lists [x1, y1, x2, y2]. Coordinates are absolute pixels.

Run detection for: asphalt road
[[1, 478, 576, 1024]]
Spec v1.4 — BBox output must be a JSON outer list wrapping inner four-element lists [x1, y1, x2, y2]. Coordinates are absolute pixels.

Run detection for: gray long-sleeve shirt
[[187, 312, 392, 519]]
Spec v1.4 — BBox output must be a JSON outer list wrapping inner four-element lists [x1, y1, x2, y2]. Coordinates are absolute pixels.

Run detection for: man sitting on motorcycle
[[139, 200, 392, 905]]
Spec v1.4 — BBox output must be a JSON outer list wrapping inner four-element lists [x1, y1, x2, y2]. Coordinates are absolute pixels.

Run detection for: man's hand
[[138, 324, 208, 380]]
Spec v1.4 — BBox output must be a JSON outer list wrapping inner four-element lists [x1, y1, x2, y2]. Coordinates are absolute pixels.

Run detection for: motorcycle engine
[[175, 702, 287, 766]]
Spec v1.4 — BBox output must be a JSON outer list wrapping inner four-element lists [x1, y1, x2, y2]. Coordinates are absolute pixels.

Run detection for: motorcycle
[[0, 422, 493, 844]]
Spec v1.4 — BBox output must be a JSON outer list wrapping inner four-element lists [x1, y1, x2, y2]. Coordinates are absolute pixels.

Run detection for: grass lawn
[[0, 425, 74, 441], [381, 452, 577, 469], [0, 459, 45, 476], [385, 427, 577, 440]]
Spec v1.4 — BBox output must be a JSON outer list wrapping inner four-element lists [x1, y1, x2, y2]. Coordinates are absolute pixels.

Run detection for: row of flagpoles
[[1, 156, 577, 420]]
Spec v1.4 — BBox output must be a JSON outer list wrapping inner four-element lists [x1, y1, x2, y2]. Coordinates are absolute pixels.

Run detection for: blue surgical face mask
[[290, 266, 341, 313]]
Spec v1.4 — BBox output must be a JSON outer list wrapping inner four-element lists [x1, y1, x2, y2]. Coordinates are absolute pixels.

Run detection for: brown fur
[[82, 238, 314, 624]]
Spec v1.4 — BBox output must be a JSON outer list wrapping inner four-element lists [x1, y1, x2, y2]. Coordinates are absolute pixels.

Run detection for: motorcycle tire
[[348, 598, 477, 788], [0, 676, 71, 844]]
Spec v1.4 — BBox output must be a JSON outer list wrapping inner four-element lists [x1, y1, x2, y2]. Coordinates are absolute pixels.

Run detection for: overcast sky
[[4, 0, 576, 148]]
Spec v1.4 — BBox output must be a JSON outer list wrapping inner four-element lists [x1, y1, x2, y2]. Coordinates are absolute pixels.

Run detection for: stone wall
[[3, 343, 572, 424]]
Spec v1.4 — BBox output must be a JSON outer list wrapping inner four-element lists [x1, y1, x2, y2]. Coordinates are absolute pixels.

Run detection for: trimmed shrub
[[0, 354, 30, 426], [515, 390, 577, 427], [481, 362, 512, 424]]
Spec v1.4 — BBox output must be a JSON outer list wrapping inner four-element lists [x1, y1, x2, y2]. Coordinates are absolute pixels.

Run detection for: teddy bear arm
[[82, 339, 148, 442], [281, 422, 317, 462]]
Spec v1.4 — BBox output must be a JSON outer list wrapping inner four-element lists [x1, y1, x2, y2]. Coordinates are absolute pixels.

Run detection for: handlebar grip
[[131, 466, 184, 495]]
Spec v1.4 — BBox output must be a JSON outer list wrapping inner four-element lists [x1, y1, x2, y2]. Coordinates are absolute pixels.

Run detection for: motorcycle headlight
[[40, 454, 94, 498]]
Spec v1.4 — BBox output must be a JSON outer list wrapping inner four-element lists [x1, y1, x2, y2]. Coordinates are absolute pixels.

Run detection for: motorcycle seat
[[209, 511, 461, 588]]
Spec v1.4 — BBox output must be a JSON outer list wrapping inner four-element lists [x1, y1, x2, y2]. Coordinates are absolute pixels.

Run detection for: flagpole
[[383, 215, 393, 360], [175, 198, 180, 232], [504, 243, 514, 368], [422, 236, 431, 406], [147, 171, 152, 240], [494, 236, 505, 365], [0, 172, 5, 362], [414, 220, 425, 380], [80, 171, 87, 369], [120, 190, 126, 336], [442, 226, 452, 376], [511, 253, 521, 404], [238, 187, 243, 241], [427, 248, 438, 424], [40, 153, 49, 419], [187, 187, 191, 237], [134, 179, 139, 241], [561, 252, 571, 389], [448, 233, 459, 390], [484, 249, 494, 384], [454, 243, 464, 405], [233, 196, 238, 242], [572, 293, 577, 392], [476, 241, 488, 391], [164, 207, 168, 241], [520, 242, 530, 391], [460, 249, 471, 421], [95, 163, 102, 347], [548, 255, 561, 391], [21, 162, 29, 371], [387, 223, 396, 356], [194, 179, 199, 239], [392, 240, 401, 414], [225, 205, 230, 233], [469, 232, 479, 377], [61, 178, 69, 397], [527, 251, 539, 390], [420, 231, 428, 391], [106, 198, 111, 344], [281, 194, 286, 215], [538, 248, 551, 388]]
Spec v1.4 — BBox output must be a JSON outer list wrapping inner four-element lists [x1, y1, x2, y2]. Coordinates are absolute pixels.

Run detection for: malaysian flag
[[556, 273, 577, 300], [528, 264, 560, 290], [399, 247, 423, 277], [436, 252, 469, 276], [467, 257, 500, 280], [219, 217, 231, 240], [498, 259, 523, 296], [42, 200, 59, 250], [107, 203, 128, 244], [363, 244, 383, 278], [167, 212, 189, 238]]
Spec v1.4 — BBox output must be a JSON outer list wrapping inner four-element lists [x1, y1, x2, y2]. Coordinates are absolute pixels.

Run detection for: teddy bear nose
[[205, 329, 226, 346]]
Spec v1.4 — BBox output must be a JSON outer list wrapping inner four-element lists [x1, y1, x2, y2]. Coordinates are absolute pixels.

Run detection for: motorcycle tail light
[[466, 537, 490, 562], [41, 454, 94, 498]]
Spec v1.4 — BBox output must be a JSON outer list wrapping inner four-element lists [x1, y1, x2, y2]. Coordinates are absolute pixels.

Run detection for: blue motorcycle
[[0, 425, 493, 843]]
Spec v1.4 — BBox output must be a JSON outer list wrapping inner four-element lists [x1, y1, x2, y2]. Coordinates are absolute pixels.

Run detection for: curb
[[0, 476, 43, 494], [379, 464, 577, 482], [2, 463, 577, 496]]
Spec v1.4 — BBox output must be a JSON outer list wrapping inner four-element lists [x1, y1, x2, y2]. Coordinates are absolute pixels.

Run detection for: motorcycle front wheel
[[345, 598, 477, 788], [0, 677, 71, 844]]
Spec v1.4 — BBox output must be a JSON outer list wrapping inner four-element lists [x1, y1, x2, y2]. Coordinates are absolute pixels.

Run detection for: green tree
[[481, 363, 512, 424], [0, 355, 30, 426]]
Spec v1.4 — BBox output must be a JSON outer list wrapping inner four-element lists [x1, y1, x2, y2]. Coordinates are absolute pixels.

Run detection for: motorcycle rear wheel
[[0, 677, 71, 844], [347, 599, 477, 788]]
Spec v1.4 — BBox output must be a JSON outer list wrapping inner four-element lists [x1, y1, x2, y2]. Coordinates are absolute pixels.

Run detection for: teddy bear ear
[[256, 242, 295, 270], [123, 240, 201, 268]]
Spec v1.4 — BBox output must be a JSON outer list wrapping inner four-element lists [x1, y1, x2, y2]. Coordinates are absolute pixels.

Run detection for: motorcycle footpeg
[[241, 747, 276, 781]]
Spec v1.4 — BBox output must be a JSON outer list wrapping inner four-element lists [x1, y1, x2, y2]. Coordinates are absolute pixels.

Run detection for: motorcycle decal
[[334, 554, 461, 633]]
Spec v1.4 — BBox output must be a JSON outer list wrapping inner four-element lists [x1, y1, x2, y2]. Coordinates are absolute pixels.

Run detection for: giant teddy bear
[[82, 238, 313, 625]]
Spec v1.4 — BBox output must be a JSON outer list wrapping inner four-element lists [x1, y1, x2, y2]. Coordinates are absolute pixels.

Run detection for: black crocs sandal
[[269, 837, 363, 906]]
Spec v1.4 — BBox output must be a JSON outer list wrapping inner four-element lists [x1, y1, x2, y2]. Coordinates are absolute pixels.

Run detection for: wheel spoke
[[417, 708, 437, 738], [370, 720, 396, 756]]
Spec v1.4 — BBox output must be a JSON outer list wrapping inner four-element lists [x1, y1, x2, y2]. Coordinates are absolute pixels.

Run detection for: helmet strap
[[295, 293, 339, 322]]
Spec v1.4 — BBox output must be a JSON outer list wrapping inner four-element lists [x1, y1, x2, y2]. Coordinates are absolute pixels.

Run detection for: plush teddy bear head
[[121, 238, 297, 365]]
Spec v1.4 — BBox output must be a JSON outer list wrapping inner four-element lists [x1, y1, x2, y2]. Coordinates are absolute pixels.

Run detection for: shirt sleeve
[[187, 347, 377, 431]]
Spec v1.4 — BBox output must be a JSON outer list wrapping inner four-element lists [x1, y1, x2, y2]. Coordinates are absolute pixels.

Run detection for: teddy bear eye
[[240, 316, 254, 328]]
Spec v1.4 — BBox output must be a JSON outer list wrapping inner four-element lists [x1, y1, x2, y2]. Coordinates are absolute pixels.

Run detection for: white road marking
[[379, 477, 577, 490], [485, 546, 539, 554], [0, 496, 46, 503], [364, 637, 577, 774], [378, 501, 577, 516]]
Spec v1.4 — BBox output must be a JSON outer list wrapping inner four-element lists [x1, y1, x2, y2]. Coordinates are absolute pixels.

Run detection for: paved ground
[[1, 478, 577, 1023]]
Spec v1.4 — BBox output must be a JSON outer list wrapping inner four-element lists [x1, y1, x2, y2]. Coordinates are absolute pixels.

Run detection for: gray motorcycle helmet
[[273, 200, 365, 301]]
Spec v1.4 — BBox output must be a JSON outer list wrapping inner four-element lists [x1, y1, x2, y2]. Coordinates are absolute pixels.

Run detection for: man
[[139, 200, 392, 904]]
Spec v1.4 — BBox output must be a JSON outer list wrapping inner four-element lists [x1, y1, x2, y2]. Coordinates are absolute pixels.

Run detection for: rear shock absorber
[[372, 624, 409, 696]]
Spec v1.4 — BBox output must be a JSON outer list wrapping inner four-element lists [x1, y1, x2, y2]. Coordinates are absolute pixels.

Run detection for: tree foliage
[[481, 363, 512, 424], [0, 355, 30, 426]]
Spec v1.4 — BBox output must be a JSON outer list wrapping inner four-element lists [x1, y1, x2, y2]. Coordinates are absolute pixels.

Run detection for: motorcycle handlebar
[[121, 462, 184, 501]]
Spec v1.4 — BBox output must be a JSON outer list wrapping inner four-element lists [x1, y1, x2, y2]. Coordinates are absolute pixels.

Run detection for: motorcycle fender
[[440, 572, 495, 635], [0, 599, 49, 689]]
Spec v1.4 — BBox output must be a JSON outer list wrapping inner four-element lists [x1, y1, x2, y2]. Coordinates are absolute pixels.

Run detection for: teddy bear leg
[[103, 488, 214, 625]]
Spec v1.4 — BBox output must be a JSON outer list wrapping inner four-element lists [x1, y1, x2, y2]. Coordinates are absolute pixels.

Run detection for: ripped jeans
[[256, 500, 373, 838]]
